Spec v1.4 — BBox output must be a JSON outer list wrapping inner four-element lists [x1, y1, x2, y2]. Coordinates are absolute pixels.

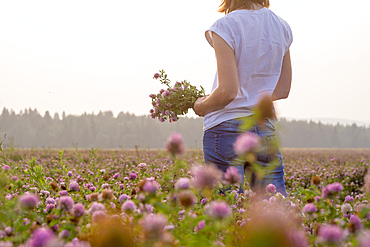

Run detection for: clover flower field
[[1, 145, 370, 246]]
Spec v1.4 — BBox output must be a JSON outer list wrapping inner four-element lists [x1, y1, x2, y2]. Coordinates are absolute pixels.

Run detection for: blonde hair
[[218, 0, 270, 14]]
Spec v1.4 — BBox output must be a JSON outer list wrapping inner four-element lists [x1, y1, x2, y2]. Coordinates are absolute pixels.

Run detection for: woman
[[193, 0, 292, 196]]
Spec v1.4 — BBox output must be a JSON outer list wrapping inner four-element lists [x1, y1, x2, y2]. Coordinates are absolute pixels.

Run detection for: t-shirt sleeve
[[285, 22, 293, 55], [205, 18, 235, 51]]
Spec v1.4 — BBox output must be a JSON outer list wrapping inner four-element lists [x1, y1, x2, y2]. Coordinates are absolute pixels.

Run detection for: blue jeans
[[203, 118, 287, 197]]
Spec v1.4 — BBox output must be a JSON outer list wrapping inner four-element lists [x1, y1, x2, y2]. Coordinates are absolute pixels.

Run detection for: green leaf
[[153, 201, 170, 214]]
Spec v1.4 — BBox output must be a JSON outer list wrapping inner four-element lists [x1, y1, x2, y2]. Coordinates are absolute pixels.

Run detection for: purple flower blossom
[[288, 230, 309, 247], [149, 94, 156, 99], [69, 181, 80, 192], [119, 194, 129, 204], [303, 203, 318, 214], [205, 201, 231, 219], [29, 228, 55, 247], [72, 203, 85, 218], [233, 132, 261, 156], [194, 220, 206, 232], [201, 198, 208, 205], [67, 171, 73, 177], [165, 132, 186, 155], [175, 178, 191, 190], [139, 214, 168, 240], [113, 172, 119, 179], [349, 214, 362, 231], [46, 204, 55, 212], [88, 202, 105, 215], [265, 184, 277, 194], [142, 180, 160, 194], [178, 190, 197, 208], [2, 165, 10, 171], [159, 117, 165, 123], [58, 229, 70, 239], [192, 165, 222, 190], [224, 167, 242, 185], [345, 195, 355, 203], [154, 73, 160, 79], [121, 200, 136, 214], [92, 210, 107, 223], [322, 182, 343, 198], [129, 173, 137, 180], [59, 196, 74, 212], [19, 193, 39, 210], [59, 190, 68, 196], [318, 225, 343, 244]]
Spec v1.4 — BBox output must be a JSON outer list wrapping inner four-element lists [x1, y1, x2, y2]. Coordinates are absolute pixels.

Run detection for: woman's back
[[204, 8, 292, 131]]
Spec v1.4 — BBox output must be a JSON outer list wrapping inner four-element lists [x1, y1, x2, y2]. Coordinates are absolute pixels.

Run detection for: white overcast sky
[[1, 0, 370, 124]]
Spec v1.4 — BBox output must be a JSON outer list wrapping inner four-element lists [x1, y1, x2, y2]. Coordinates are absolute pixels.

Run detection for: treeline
[[0, 108, 369, 149]]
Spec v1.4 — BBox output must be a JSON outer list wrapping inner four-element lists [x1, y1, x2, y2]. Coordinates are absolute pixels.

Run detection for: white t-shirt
[[203, 7, 293, 131]]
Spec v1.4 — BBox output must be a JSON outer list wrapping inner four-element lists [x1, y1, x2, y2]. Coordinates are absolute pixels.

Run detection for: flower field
[[1, 144, 370, 246]]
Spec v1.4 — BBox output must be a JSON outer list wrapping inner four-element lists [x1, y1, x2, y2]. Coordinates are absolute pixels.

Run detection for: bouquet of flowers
[[149, 70, 205, 123]]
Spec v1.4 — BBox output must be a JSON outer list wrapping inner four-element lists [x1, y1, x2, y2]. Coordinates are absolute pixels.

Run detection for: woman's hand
[[193, 96, 208, 117]]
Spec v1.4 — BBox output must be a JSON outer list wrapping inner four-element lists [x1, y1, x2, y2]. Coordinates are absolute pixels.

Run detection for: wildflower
[[224, 167, 242, 185], [72, 203, 85, 218], [201, 198, 208, 205], [139, 214, 167, 240], [149, 94, 157, 99], [59, 196, 74, 212], [341, 203, 353, 213], [113, 172, 119, 179], [18, 193, 39, 210], [175, 178, 191, 190], [317, 225, 343, 245], [46, 204, 55, 212], [349, 214, 362, 232], [58, 229, 70, 239], [121, 200, 136, 214], [265, 184, 277, 194], [29, 228, 55, 247], [154, 73, 160, 79], [88, 202, 105, 215], [89, 193, 98, 201], [322, 182, 343, 198], [205, 201, 231, 219], [194, 220, 206, 232], [69, 181, 80, 192], [50, 182, 59, 191], [178, 191, 197, 208], [102, 189, 114, 200], [119, 194, 129, 204], [255, 94, 274, 120], [192, 164, 222, 190], [233, 132, 261, 156], [142, 180, 160, 194], [92, 210, 107, 223], [345, 195, 355, 203], [67, 171, 73, 177], [357, 232, 370, 247], [165, 132, 185, 155], [303, 203, 318, 214], [129, 173, 137, 180], [59, 190, 68, 196], [287, 230, 309, 247], [311, 176, 321, 185], [2, 165, 10, 171]]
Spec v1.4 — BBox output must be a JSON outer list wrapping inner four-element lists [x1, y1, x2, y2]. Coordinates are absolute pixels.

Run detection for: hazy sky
[[1, 0, 370, 123]]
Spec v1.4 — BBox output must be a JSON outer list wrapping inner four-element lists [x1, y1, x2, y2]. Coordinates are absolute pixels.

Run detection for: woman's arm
[[271, 50, 292, 101], [193, 32, 239, 117]]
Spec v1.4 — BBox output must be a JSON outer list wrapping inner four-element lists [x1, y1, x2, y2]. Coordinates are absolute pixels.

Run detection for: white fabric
[[203, 7, 293, 131]]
